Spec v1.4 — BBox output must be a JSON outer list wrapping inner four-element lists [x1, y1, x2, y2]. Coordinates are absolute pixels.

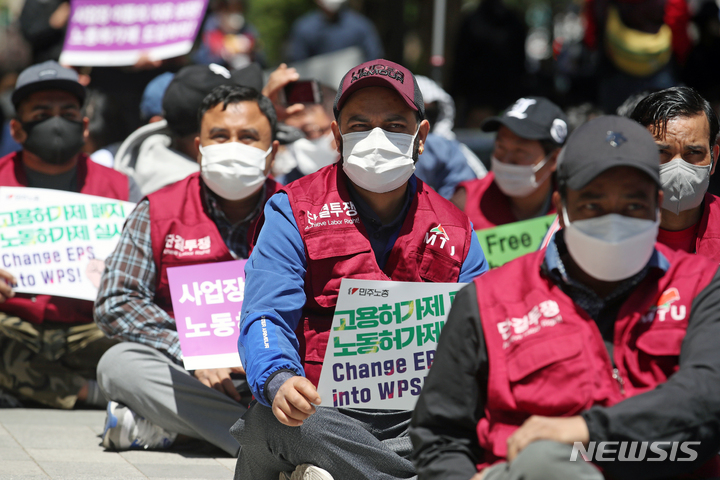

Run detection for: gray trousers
[[483, 440, 604, 480], [96, 342, 246, 456], [231, 401, 417, 480]]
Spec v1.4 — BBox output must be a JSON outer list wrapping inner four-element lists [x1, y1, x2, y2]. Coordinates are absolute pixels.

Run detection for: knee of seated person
[[238, 401, 327, 446], [96, 342, 144, 389], [511, 440, 594, 480]]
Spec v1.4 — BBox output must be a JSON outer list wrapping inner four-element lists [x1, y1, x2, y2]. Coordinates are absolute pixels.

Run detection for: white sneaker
[[279, 464, 334, 480], [101, 401, 177, 451]]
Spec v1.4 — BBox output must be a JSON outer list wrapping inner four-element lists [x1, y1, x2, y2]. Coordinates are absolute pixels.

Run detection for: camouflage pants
[[0, 313, 118, 409]]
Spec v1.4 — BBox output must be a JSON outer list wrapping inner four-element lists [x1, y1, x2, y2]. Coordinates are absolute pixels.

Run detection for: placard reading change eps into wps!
[[317, 279, 465, 411]]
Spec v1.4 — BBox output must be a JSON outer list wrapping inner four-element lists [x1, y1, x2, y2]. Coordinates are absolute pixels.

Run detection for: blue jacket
[[239, 175, 488, 406]]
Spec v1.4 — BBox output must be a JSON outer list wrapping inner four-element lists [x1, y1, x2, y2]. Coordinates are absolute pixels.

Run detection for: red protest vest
[[284, 163, 473, 386], [456, 173, 557, 231], [693, 193, 720, 263], [474, 244, 719, 476], [148, 172, 280, 317], [0, 151, 130, 325]]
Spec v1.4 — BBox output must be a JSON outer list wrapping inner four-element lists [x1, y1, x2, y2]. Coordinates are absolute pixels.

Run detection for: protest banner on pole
[[59, 0, 208, 66], [0, 187, 135, 301], [317, 279, 465, 411], [476, 214, 556, 268], [167, 260, 247, 370]]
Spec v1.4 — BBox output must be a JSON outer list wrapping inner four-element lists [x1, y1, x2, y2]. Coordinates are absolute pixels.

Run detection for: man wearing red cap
[[231, 59, 488, 480]]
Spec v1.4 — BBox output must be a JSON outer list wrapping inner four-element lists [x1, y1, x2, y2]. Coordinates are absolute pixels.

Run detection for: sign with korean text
[[476, 214, 556, 268], [317, 279, 465, 411], [0, 187, 135, 301], [167, 260, 247, 370], [59, 0, 208, 66]]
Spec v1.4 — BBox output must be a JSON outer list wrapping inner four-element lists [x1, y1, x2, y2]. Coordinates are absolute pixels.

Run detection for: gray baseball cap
[[12, 61, 86, 109], [557, 115, 661, 190]]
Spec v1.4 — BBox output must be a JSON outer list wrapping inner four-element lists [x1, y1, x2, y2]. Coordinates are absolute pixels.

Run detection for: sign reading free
[[317, 279, 465, 411], [476, 214, 556, 269]]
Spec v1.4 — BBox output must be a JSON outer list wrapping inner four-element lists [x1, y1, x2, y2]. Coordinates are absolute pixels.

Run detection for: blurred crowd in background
[[0, 0, 719, 168]]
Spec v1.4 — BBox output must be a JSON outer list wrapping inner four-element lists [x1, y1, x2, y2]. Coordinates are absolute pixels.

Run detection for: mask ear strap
[[561, 203, 571, 226]]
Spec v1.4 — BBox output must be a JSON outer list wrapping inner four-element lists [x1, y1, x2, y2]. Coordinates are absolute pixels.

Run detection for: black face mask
[[21, 116, 85, 165]]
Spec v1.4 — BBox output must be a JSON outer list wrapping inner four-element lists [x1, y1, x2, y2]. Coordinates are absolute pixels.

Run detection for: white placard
[[317, 279, 466, 411], [0, 187, 135, 301]]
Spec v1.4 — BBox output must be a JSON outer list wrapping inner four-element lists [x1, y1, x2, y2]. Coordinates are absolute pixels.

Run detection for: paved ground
[[0, 409, 235, 479]]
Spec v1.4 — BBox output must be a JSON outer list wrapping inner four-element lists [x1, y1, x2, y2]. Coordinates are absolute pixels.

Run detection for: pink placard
[[59, 0, 208, 66], [167, 259, 246, 370]]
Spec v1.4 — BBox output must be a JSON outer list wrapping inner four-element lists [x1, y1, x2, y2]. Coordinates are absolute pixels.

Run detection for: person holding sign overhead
[[94, 84, 281, 455], [451, 97, 567, 230], [0, 61, 138, 410], [411, 116, 720, 480], [232, 59, 488, 480]]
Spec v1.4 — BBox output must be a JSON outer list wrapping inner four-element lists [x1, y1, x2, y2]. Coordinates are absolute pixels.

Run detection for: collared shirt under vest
[[148, 172, 280, 317]]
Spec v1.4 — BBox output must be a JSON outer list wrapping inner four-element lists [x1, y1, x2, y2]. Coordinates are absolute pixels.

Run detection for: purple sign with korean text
[[59, 0, 208, 66], [167, 259, 246, 371]]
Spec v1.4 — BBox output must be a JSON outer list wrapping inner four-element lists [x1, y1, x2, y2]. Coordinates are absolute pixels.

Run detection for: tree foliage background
[[245, 0, 316, 66]]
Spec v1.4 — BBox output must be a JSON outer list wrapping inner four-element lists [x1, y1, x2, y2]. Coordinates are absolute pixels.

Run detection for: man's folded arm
[[239, 193, 308, 406], [411, 283, 488, 480], [582, 266, 720, 479], [94, 200, 183, 363]]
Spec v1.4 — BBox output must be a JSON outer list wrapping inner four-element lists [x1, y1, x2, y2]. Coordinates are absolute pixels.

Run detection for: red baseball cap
[[333, 59, 425, 120]]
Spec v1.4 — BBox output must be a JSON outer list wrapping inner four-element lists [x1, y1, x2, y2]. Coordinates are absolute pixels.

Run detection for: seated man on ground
[[231, 59, 488, 480], [411, 116, 720, 480], [94, 85, 281, 455], [0, 60, 137, 409], [451, 97, 567, 230], [630, 87, 720, 262]]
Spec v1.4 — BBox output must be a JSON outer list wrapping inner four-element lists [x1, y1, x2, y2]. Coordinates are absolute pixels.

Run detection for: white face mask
[[200, 142, 271, 201], [659, 157, 712, 215], [491, 155, 552, 198], [562, 207, 659, 282], [341, 127, 417, 193], [318, 0, 346, 12], [293, 131, 339, 175]]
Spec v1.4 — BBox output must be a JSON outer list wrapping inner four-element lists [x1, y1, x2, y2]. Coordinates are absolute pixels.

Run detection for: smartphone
[[281, 80, 322, 106]]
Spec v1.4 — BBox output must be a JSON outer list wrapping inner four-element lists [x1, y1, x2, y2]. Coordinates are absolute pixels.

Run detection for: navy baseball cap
[[12, 61, 86, 109], [333, 59, 425, 120], [557, 115, 661, 190], [140, 72, 174, 121], [482, 97, 568, 145]]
